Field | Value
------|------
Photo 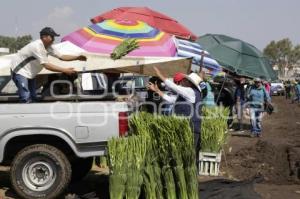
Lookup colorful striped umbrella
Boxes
[62,19,177,57]
[175,38,222,76]
[90,7,197,41]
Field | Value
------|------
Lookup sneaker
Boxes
[249,133,256,138]
[257,134,262,138]
[235,128,245,133]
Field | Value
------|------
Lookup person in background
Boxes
[144,76,164,114]
[285,80,292,100]
[10,27,86,103]
[292,80,300,104]
[199,71,215,107]
[151,67,202,154]
[247,78,271,138]
[234,77,246,131]
[263,79,271,96]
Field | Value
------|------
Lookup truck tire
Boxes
[71,157,93,182]
[10,144,71,199]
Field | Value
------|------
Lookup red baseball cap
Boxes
[173,72,185,83]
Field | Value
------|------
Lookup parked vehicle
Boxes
[0,73,130,199]
[271,80,285,96]
[117,74,149,99]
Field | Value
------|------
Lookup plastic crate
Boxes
[199,152,222,176]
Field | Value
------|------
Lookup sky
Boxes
[0,0,299,50]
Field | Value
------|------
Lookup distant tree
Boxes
[264,38,300,77]
[289,45,300,68]
[0,35,32,53]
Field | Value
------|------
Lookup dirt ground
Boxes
[220,96,300,198]
[1,96,300,199]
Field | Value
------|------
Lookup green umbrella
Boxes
[197,34,277,80]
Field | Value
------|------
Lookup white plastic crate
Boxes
[199,152,222,176]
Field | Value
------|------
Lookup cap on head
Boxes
[173,72,185,83]
[40,27,60,37]
[254,77,262,82]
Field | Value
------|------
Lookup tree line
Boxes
[0,35,32,53]
[264,38,300,77]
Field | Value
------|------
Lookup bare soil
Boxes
[221,96,300,198]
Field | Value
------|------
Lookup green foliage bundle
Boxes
[128,112,199,199]
[201,106,229,153]
[110,38,139,60]
[107,135,147,199]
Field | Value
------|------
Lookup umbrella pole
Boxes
[200,53,204,72]
[199,50,206,72]
[216,74,227,104]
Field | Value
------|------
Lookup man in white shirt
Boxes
[11,27,86,103]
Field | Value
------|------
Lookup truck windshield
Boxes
[120,76,149,89]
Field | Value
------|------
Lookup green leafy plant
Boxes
[201,106,230,153]
[125,136,147,199]
[108,113,200,199]
[107,137,127,199]
[110,38,139,60]
[129,113,199,199]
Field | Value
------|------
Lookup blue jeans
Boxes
[293,94,300,103]
[11,72,37,103]
[161,103,173,115]
[236,102,245,129]
[250,108,263,134]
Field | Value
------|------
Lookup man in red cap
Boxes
[147,72,185,107]
[11,27,86,103]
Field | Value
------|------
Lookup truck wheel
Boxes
[10,144,71,199]
[71,157,93,182]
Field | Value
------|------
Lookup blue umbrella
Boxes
[175,38,222,76]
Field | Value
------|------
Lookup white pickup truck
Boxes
[0,74,130,199]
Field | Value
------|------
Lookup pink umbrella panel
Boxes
[62,19,177,57]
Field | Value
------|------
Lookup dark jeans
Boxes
[236,102,244,130]
[192,120,201,169]
[286,91,291,99]
[11,72,37,103]
[194,132,201,153]
[191,120,201,151]
[194,132,201,170]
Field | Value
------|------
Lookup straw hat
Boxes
[184,73,202,91]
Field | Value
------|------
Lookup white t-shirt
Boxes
[11,39,61,79]
[164,79,196,103]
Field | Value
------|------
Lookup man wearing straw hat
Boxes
[10,27,86,103]
[151,67,203,153]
